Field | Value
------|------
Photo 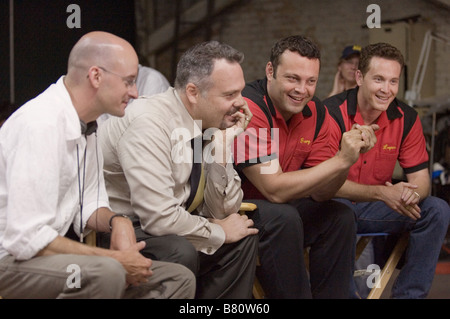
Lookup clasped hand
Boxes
[339,123,379,165]
[384,181,421,220]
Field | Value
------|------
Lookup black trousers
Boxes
[247,198,356,299]
[98,221,258,299]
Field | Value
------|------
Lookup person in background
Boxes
[97,64,170,125]
[136,64,170,96]
[0,31,195,299]
[324,42,450,298]
[327,45,361,98]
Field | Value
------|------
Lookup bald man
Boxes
[0,31,195,299]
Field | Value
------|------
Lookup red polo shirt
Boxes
[324,88,429,186]
[233,78,340,200]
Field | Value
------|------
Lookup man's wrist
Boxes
[109,214,131,231]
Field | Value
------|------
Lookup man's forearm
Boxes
[35,235,114,258]
[86,207,115,233]
[335,179,382,202]
[293,152,354,201]
[259,154,353,203]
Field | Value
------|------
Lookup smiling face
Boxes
[196,59,246,129]
[356,56,401,113]
[266,50,320,121]
[97,48,139,117]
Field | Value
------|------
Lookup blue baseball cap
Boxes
[341,45,362,59]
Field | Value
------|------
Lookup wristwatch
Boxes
[109,214,131,231]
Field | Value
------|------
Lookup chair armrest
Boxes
[239,202,257,213]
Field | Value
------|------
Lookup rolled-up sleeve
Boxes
[2,122,62,260]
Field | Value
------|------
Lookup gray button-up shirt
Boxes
[99,88,243,254]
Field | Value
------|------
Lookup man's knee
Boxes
[79,256,127,298]
[327,200,357,233]
[253,200,302,230]
[153,261,196,299]
[421,196,450,230]
[146,235,199,275]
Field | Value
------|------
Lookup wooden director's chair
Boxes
[354,232,409,299]
[251,231,409,299]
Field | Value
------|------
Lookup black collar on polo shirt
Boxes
[345,87,403,120]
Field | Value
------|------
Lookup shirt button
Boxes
[207,247,212,254]
[363,161,367,164]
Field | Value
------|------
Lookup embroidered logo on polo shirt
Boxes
[299,137,311,145]
[383,144,397,151]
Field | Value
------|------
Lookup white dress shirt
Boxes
[0,77,109,261]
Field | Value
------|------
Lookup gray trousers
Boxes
[0,254,195,299]
[98,226,259,299]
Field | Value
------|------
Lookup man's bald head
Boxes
[64,32,139,122]
[67,31,138,76]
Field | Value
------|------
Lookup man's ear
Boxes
[266,62,274,80]
[87,66,102,89]
[185,83,199,104]
[355,70,364,86]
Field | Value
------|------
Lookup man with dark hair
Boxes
[233,35,377,298]
[324,42,450,298]
[99,40,259,299]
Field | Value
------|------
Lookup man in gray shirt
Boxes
[99,41,259,298]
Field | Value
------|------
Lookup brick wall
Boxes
[141,0,450,101]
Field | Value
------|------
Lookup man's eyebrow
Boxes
[222,89,240,95]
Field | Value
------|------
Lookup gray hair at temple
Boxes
[174,41,244,94]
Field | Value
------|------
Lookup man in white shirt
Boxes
[0,31,195,299]
[99,41,259,298]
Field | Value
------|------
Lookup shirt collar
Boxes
[172,89,202,140]
[56,76,85,141]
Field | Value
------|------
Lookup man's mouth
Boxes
[375,94,390,103]
[288,94,305,104]
[225,107,239,116]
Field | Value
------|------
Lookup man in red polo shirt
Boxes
[233,35,377,298]
[324,42,450,298]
